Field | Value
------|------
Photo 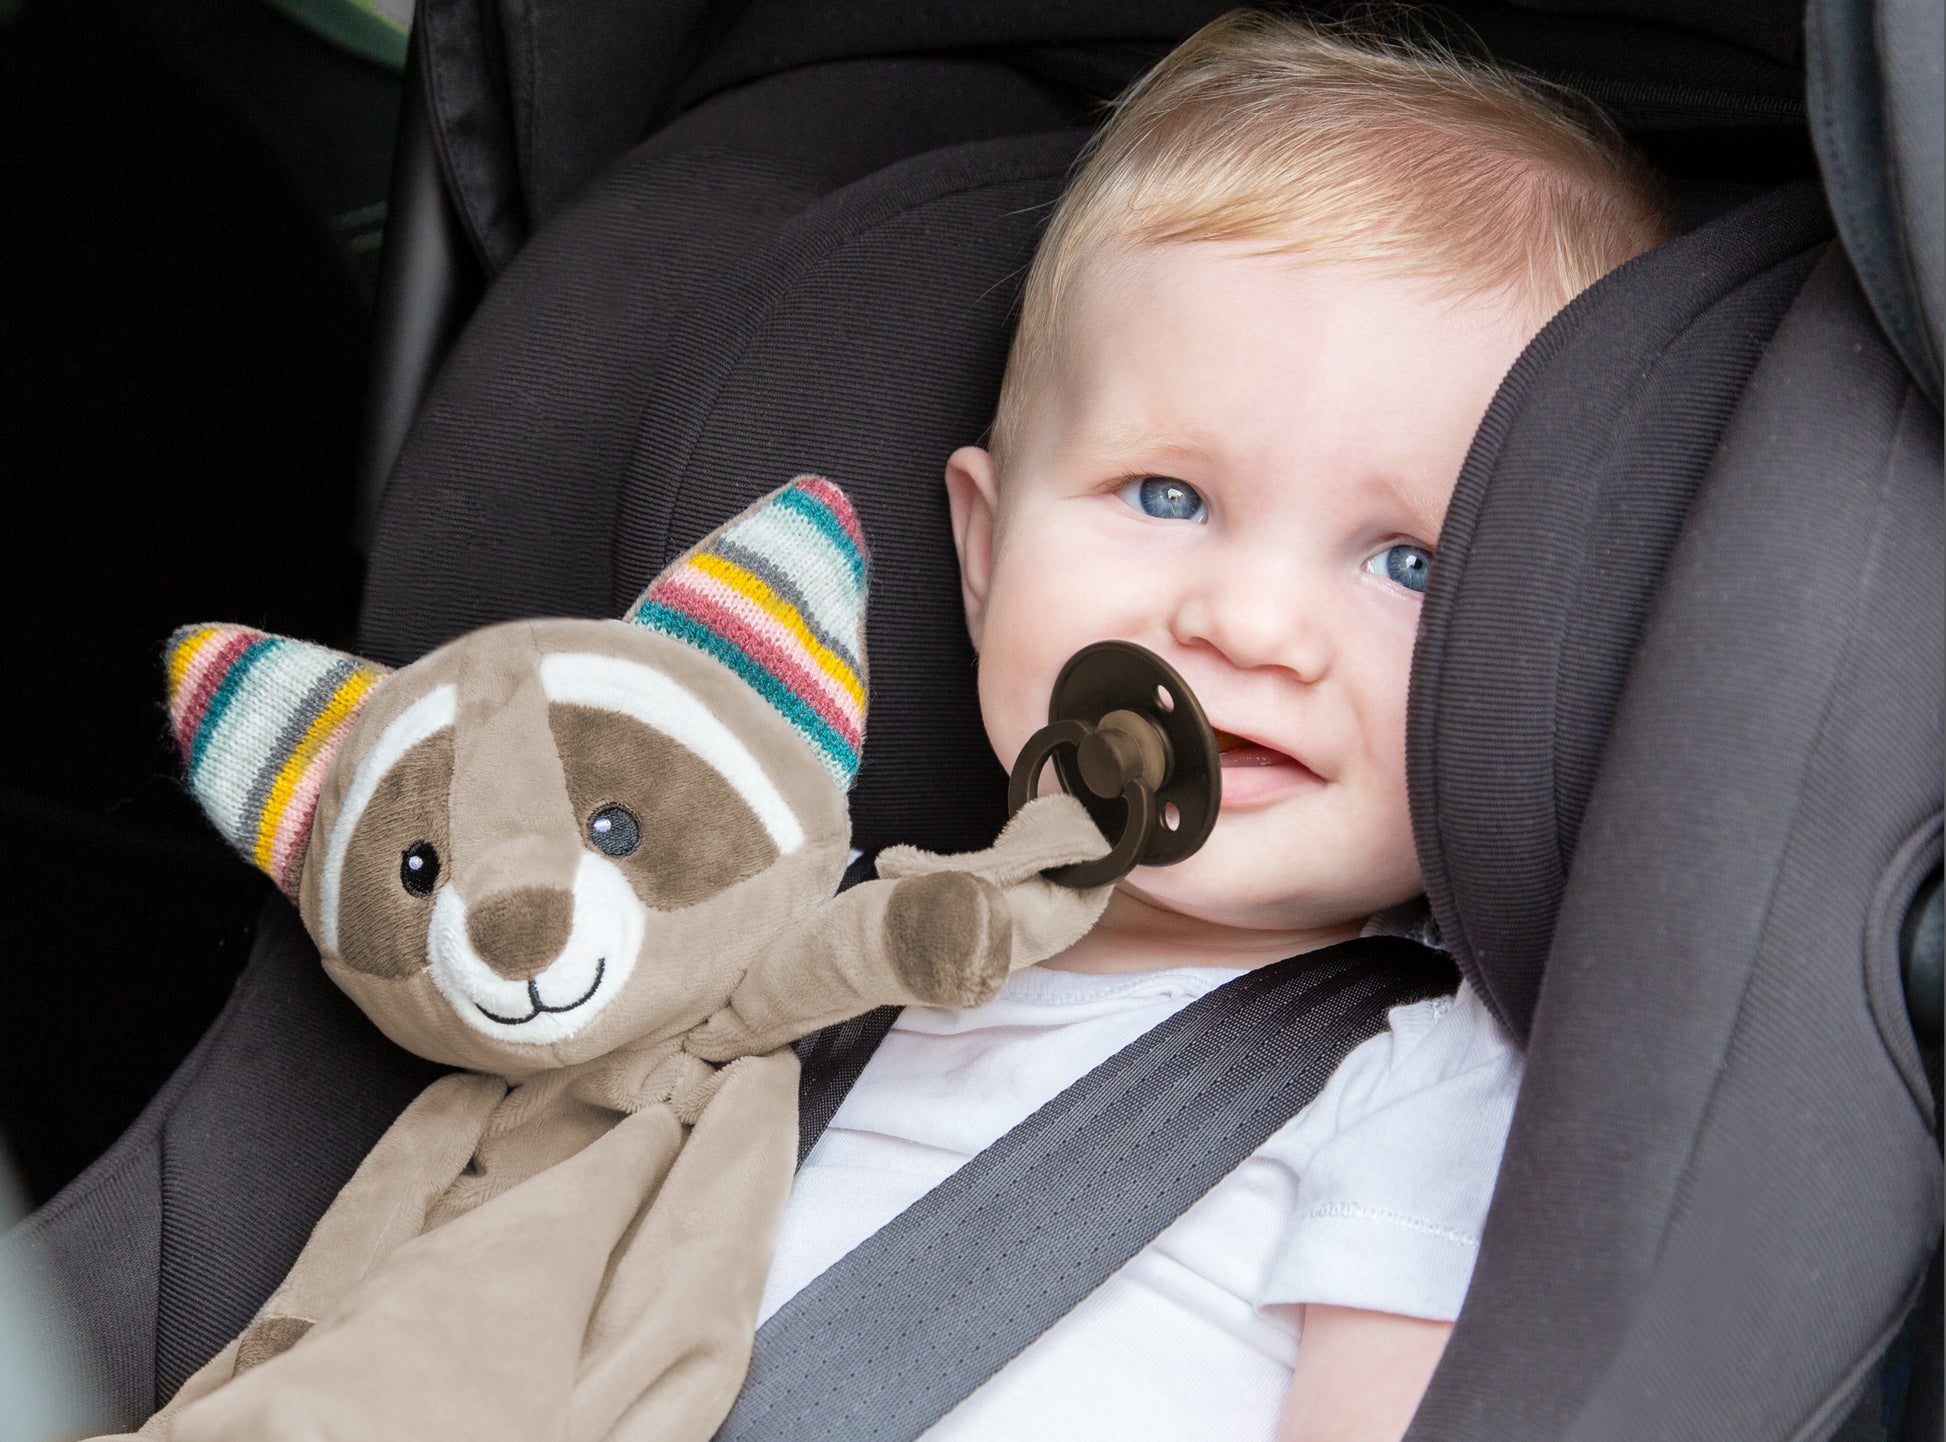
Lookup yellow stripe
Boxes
[167,626,224,700]
[252,668,380,870]
[690,552,864,707]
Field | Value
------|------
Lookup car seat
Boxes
[6,1,1938,1439]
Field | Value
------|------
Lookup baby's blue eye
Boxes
[1365,543,1433,594]
[1121,476,1208,522]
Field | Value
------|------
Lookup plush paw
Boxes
[234,1314,313,1374]
[883,871,1012,1006]
[876,796,1114,971]
[877,794,1111,887]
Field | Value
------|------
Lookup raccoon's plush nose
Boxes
[466,887,575,980]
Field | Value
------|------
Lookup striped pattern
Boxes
[627,476,869,789]
[166,625,388,896]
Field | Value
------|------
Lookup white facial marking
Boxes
[426,851,646,1045]
[320,685,458,952]
[538,652,805,855]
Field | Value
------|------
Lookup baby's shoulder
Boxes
[1251,984,1523,1319]
[1383,979,1518,1074]
[1269,979,1523,1161]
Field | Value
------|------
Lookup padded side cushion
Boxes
[1409,180,1836,1042]
[1413,242,1943,1442]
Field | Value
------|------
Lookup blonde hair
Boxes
[991,10,1673,461]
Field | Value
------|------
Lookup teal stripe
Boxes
[636,603,859,786]
[189,638,283,779]
[773,488,867,585]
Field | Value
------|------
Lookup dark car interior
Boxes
[1,0,404,1209]
[2,0,1939,1438]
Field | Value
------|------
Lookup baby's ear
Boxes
[622,475,870,791]
[165,624,390,897]
[943,445,999,651]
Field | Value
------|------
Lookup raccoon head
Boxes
[166,478,868,1074]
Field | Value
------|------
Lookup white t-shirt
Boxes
[758,963,1523,1441]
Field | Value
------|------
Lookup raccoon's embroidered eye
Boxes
[400,842,441,897]
[588,804,641,857]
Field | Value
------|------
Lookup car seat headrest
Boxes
[412,0,1819,277]
[1408,180,1838,1043]
[1808,0,1944,406]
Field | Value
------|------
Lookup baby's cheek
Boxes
[1352,631,1416,758]
[974,639,1048,773]
[1354,754,1423,901]
[971,570,1079,766]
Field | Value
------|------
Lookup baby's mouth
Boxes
[1214,728,1320,779]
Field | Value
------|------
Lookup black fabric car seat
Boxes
[7,3,1940,1439]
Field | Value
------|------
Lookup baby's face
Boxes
[947,241,1536,934]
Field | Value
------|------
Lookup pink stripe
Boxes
[661,582,862,750]
[662,572,862,743]
[266,726,349,894]
[168,630,237,733]
[671,568,862,726]
[789,475,868,552]
[173,630,264,758]
[657,581,862,748]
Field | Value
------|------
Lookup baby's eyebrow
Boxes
[1056,420,1211,468]
[1359,466,1450,534]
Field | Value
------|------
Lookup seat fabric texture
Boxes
[6,903,439,1426]
[1411,181,1838,1044]
[1807,0,1943,405]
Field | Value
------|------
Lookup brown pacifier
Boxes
[1006,641,1222,888]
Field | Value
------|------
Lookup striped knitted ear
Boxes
[625,476,868,789]
[165,625,389,897]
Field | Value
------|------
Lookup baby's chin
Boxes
[1119,819,1423,935]
[1120,859,1379,937]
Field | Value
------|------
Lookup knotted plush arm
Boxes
[686,795,1113,1062]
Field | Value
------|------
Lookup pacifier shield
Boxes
[1042,641,1220,871]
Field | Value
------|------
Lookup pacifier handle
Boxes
[1005,643,1221,889]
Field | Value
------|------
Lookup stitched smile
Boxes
[475,958,607,1025]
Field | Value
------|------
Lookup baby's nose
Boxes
[1173,561,1332,679]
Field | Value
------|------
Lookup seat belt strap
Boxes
[791,850,900,1165]
[722,934,1455,1442]
[793,1003,900,1166]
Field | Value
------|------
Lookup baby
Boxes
[759,13,1671,1441]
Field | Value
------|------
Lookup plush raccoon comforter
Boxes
[122,479,1111,1442]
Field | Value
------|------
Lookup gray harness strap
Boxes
[721,935,1455,1442]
